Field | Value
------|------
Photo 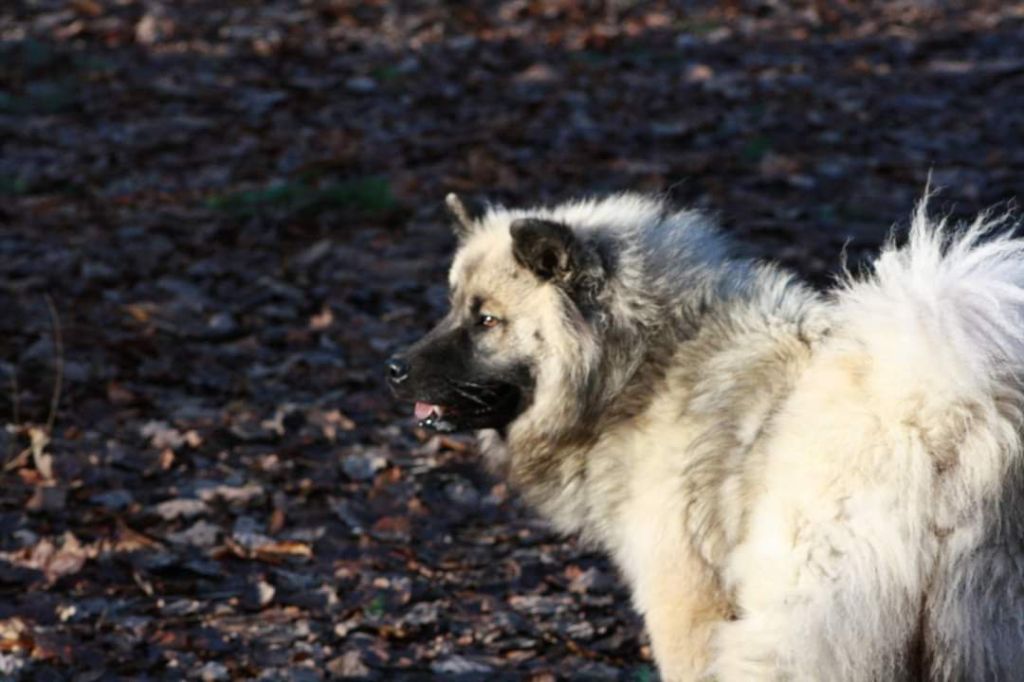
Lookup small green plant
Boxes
[207,176,396,218]
[0,79,78,114]
[632,664,655,682]
[371,65,401,83]
[741,135,772,164]
[0,175,29,196]
[364,594,386,619]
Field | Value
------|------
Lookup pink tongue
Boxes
[414,402,441,420]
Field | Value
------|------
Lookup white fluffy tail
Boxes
[836,198,1024,416]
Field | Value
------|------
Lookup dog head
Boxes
[387,194,610,435]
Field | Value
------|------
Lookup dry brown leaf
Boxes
[122,303,154,323]
[112,522,164,553]
[106,381,139,406]
[0,617,30,653]
[184,430,203,448]
[253,540,312,562]
[69,0,103,17]
[268,507,286,535]
[0,532,95,586]
[28,427,53,481]
[309,305,334,330]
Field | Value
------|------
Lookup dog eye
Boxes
[478,314,501,329]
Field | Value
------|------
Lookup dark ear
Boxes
[510,218,577,282]
[510,219,607,307]
[445,193,475,242]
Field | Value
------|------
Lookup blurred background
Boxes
[0,1,1021,679]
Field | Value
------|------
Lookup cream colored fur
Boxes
[443,194,1024,681]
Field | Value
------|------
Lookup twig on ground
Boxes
[4,366,18,465]
[43,293,63,435]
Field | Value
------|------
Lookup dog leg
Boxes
[612,439,732,681]
[640,562,728,681]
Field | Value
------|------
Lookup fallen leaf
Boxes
[153,498,208,520]
[253,540,312,562]
[70,0,103,18]
[25,484,66,513]
[0,618,30,653]
[0,533,94,586]
[28,427,53,481]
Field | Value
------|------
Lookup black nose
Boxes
[386,356,410,384]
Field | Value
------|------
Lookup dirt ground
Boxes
[1,1,1022,679]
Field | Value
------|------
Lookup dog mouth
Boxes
[413,401,457,432]
[405,381,527,434]
[388,358,534,434]
[414,401,443,421]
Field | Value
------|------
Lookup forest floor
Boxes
[1,1,1022,679]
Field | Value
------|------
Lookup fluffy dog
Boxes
[387,192,1024,680]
